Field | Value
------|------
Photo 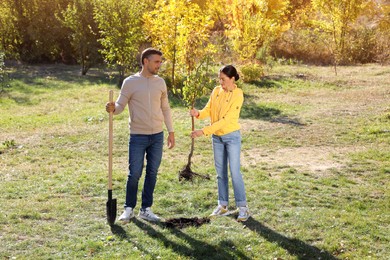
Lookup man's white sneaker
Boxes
[139,207,161,222]
[118,207,134,222]
[237,206,250,222]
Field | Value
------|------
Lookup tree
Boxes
[179,57,213,181]
[59,0,101,75]
[4,0,72,63]
[94,0,146,85]
[144,0,215,91]
[226,0,290,62]
[0,1,19,58]
[375,0,390,64]
[145,0,215,180]
[311,0,376,73]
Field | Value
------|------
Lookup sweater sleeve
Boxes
[113,80,130,115]
[197,88,215,120]
[161,85,174,132]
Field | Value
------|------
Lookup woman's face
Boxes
[219,72,234,90]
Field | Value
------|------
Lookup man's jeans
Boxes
[212,130,247,207]
[125,132,163,209]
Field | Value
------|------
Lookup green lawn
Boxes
[0,63,389,259]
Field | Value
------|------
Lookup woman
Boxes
[190,65,250,222]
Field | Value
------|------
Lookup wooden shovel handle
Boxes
[108,90,113,190]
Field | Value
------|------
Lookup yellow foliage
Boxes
[226,0,290,62]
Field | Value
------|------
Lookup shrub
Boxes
[240,63,263,83]
[0,52,10,93]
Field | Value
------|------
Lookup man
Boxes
[105,48,175,222]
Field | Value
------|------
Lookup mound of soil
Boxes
[178,165,210,181]
[164,217,210,229]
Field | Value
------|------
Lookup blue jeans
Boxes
[124,132,163,209]
[212,130,247,207]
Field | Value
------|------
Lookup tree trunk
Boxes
[187,115,195,167]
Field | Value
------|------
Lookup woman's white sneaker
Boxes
[209,205,229,217]
[237,206,250,222]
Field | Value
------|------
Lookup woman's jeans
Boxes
[124,132,163,209]
[212,130,247,207]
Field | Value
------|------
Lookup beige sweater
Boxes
[113,73,174,134]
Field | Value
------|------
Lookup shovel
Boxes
[106,90,117,225]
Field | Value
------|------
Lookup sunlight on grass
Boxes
[0,64,389,259]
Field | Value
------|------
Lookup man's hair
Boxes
[141,48,163,65]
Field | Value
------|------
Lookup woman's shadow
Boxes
[241,217,339,260]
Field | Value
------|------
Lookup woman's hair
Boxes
[220,65,240,81]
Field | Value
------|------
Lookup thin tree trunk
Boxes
[187,99,196,167]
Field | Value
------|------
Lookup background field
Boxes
[0,64,389,259]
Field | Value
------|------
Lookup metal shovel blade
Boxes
[106,189,117,225]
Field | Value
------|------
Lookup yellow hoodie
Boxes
[197,85,243,136]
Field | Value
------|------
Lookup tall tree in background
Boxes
[375,0,390,64]
[94,0,146,85]
[0,1,18,57]
[311,0,376,74]
[144,0,215,91]
[226,0,290,62]
[145,0,215,180]
[4,0,72,63]
[59,0,101,75]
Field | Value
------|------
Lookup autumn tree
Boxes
[0,1,18,58]
[94,0,146,85]
[311,0,376,73]
[226,0,290,62]
[145,0,215,180]
[2,0,72,63]
[144,0,215,91]
[375,0,390,64]
[59,0,101,75]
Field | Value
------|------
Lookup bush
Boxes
[240,63,263,83]
[0,52,10,93]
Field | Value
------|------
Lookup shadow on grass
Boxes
[241,102,305,126]
[241,102,281,120]
[111,219,251,260]
[242,218,339,260]
[249,78,283,89]
[3,64,119,105]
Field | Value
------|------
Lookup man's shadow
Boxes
[242,217,339,260]
[110,217,339,259]
[110,219,251,260]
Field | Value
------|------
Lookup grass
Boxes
[0,63,389,259]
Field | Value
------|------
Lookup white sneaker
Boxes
[237,206,250,222]
[209,205,230,217]
[118,207,134,222]
[139,207,161,222]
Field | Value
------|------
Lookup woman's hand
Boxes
[191,130,204,138]
[189,109,199,117]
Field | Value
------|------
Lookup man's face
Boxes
[144,54,163,75]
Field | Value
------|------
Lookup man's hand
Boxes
[106,102,115,113]
[191,130,204,139]
[167,132,175,149]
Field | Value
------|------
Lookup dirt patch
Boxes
[242,146,359,173]
[163,217,210,229]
